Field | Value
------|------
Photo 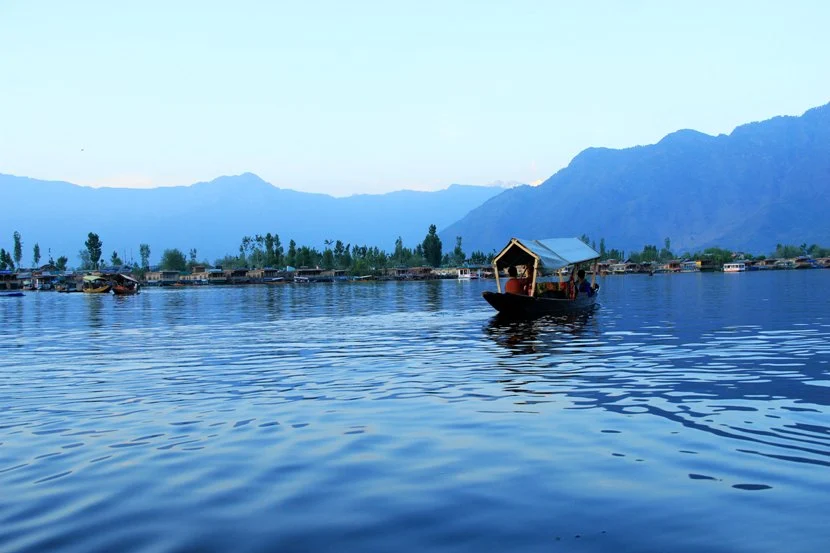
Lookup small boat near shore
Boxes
[723,262,746,273]
[0,291,25,298]
[482,237,601,318]
[457,267,478,280]
[81,275,111,294]
[112,274,140,295]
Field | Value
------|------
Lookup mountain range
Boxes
[0,173,504,266]
[3,102,828,267]
[444,102,830,255]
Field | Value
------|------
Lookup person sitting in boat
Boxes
[575,269,599,296]
[505,266,529,295]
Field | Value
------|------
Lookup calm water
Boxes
[1,272,829,552]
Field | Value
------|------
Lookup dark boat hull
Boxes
[1,292,25,298]
[482,291,597,317]
[112,285,139,295]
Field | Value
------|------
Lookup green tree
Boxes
[469,250,488,265]
[395,242,413,266]
[286,239,297,268]
[696,247,733,267]
[239,236,253,266]
[139,244,151,269]
[160,248,187,271]
[342,243,352,269]
[264,233,276,267]
[599,238,607,259]
[452,236,465,266]
[422,225,442,267]
[55,256,69,271]
[85,232,103,269]
[32,243,41,267]
[273,234,283,267]
[13,231,22,268]
[111,250,123,266]
[334,240,346,268]
[0,248,9,270]
[77,249,92,270]
[774,244,802,258]
[322,248,334,269]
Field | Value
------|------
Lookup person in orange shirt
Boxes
[505,265,530,295]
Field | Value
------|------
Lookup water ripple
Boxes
[2,275,830,552]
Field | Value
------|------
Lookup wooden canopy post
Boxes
[529,259,539,297]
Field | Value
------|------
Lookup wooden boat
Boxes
[81,275,111,294]
[0,291,25,298]
[482,237,601,317]
[112,273,140,295]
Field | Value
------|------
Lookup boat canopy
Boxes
[115,273,138,283]
[83,275,108,282]
[492,237,600,273]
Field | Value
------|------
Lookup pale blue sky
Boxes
[1,1,828,195]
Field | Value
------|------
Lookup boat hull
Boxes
[482,291,597,317]
[82,285,111,294]
[112,285,139,295]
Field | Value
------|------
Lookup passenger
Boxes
[505,266,526,295]
[575,269,598,296]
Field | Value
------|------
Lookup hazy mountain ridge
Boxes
[0,173,503,265]
[441,103,830,254]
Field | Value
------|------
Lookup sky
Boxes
[1,0,829,196]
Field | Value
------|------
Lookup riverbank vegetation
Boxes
[1,229,828,276]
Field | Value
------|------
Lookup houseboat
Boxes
[723,262,746,273]
[457,267,478,280]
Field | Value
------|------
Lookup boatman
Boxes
[505,266,527,295]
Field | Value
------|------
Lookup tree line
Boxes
[2,229,827,274]
[579,234,830,267]
[154,225,492,275]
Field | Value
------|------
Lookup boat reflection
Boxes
[484,307,598,355]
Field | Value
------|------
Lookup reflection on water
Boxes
[485,308,599,355]
[1,273,829,553]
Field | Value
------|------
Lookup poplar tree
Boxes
[85,233,103,269]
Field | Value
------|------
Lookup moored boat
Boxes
[723,262,746,272]
[457,267,478,280]
[482,237,601,317]
[112,273,140,295]
[81,275,111,293]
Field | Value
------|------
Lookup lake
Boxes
[1,271,829,552]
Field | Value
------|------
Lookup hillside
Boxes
[441,103,830,255]
[0,173,503,266]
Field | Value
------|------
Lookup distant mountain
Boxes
[442,103,830,255]
[0,173,503,266]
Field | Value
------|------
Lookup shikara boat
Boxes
[0,291,25,298]
[81,275,111,294]
[112,274,140,295]
[482,237,601,317]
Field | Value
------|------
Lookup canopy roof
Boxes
[83,275,108,282]
[492,237,600,272]
[115,273,138,283]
